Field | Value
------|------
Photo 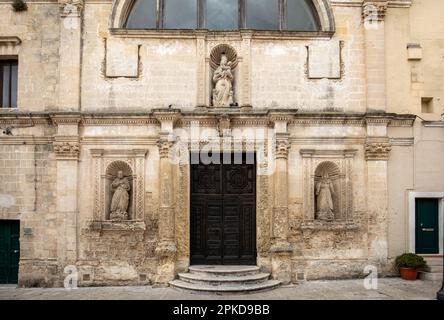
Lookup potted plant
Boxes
[395,253,426,280]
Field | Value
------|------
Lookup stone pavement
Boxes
[0,278,441,300]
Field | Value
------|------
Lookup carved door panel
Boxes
[190,154,256,265]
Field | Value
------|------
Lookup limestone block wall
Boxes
[0,125,58,286]
[251,6,366,112]
[0,4,60,111]
[78,3,366,112]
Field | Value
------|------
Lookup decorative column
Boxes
[269,113,293,284]
[362,1,388,112]
[58,0,83,110]
[365,116,391,267]
[153,109,181,284]
[51,114,81,271]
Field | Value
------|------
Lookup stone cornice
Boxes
[50,113,82,126]
[332,0,410,8]
[109,29,334,41]
[300,149,358,158]
[0,36,21,46]
[0,111,416,128]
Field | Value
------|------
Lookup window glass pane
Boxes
[11,64,18,108]
[2,65,10,108]
[246,0,279,30]
[287,0,319,31]
[164,0,197,29]
[206,0,238,30]
[126,0,157,29]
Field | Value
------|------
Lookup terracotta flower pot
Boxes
[399,267,418,280]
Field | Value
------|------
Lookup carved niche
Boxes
[210,44,238,108]
[300,149,357,223]
[90,149,148,222]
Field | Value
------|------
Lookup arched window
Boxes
[124,0,320,31]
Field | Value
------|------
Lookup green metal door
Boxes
[415,198,439,254]
[0,220,20,284]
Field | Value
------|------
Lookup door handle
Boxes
[422,228,434,232]
[13,250,19,253]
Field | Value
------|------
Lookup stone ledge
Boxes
[109,29,334,40]
[88,220,146,232]
[300,220,359,231]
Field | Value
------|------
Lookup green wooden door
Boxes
[0,220,20,284]
[415,199,439,254]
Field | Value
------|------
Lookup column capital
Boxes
[59,0,84,17]
[275,137,290,160]
[53,136,80,160]
[365,140,392,161]
[362,1,388,22]
[153,108,181,133]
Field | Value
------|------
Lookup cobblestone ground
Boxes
[0,278,441,300]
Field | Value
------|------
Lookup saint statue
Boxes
[110,170,130,220]
[212,54,234,107]
[315,173,335,220]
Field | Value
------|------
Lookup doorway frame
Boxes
[408,192,444,255]
[188,152,258,265]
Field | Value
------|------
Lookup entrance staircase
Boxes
[169,265,280,294]
[419,255,443,281]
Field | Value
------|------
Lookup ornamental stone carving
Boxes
[362,1,388,22]
[210,44,238,108]
[109,171,131,221]
[365,142,392,161]
[158,138,174,159]
[53,141,80,159]
[212,54,234,107]
[59,0,83,17]
[275,139,289,160]
[315,173,335,221]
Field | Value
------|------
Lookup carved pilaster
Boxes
[365,142,392,161]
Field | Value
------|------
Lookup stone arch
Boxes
[105,160,134,220]
[314,161,341,219]
[109,0,335,32]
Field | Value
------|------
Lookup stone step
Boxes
[178,272,270,286]
[188,265,261,277]
[423,256,443,266]
[425,265,443,273]
[418,271,443,281]
[169,279,281,294]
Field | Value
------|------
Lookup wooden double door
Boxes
[190,154,256,265]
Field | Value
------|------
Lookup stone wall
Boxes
[0,126,59,286]
[0,4,60,111]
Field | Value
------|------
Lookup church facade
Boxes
[0,0,443,287]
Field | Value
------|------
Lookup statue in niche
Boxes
[110,170,130,220]
[315,172,335,220]
[212,53,234,107]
